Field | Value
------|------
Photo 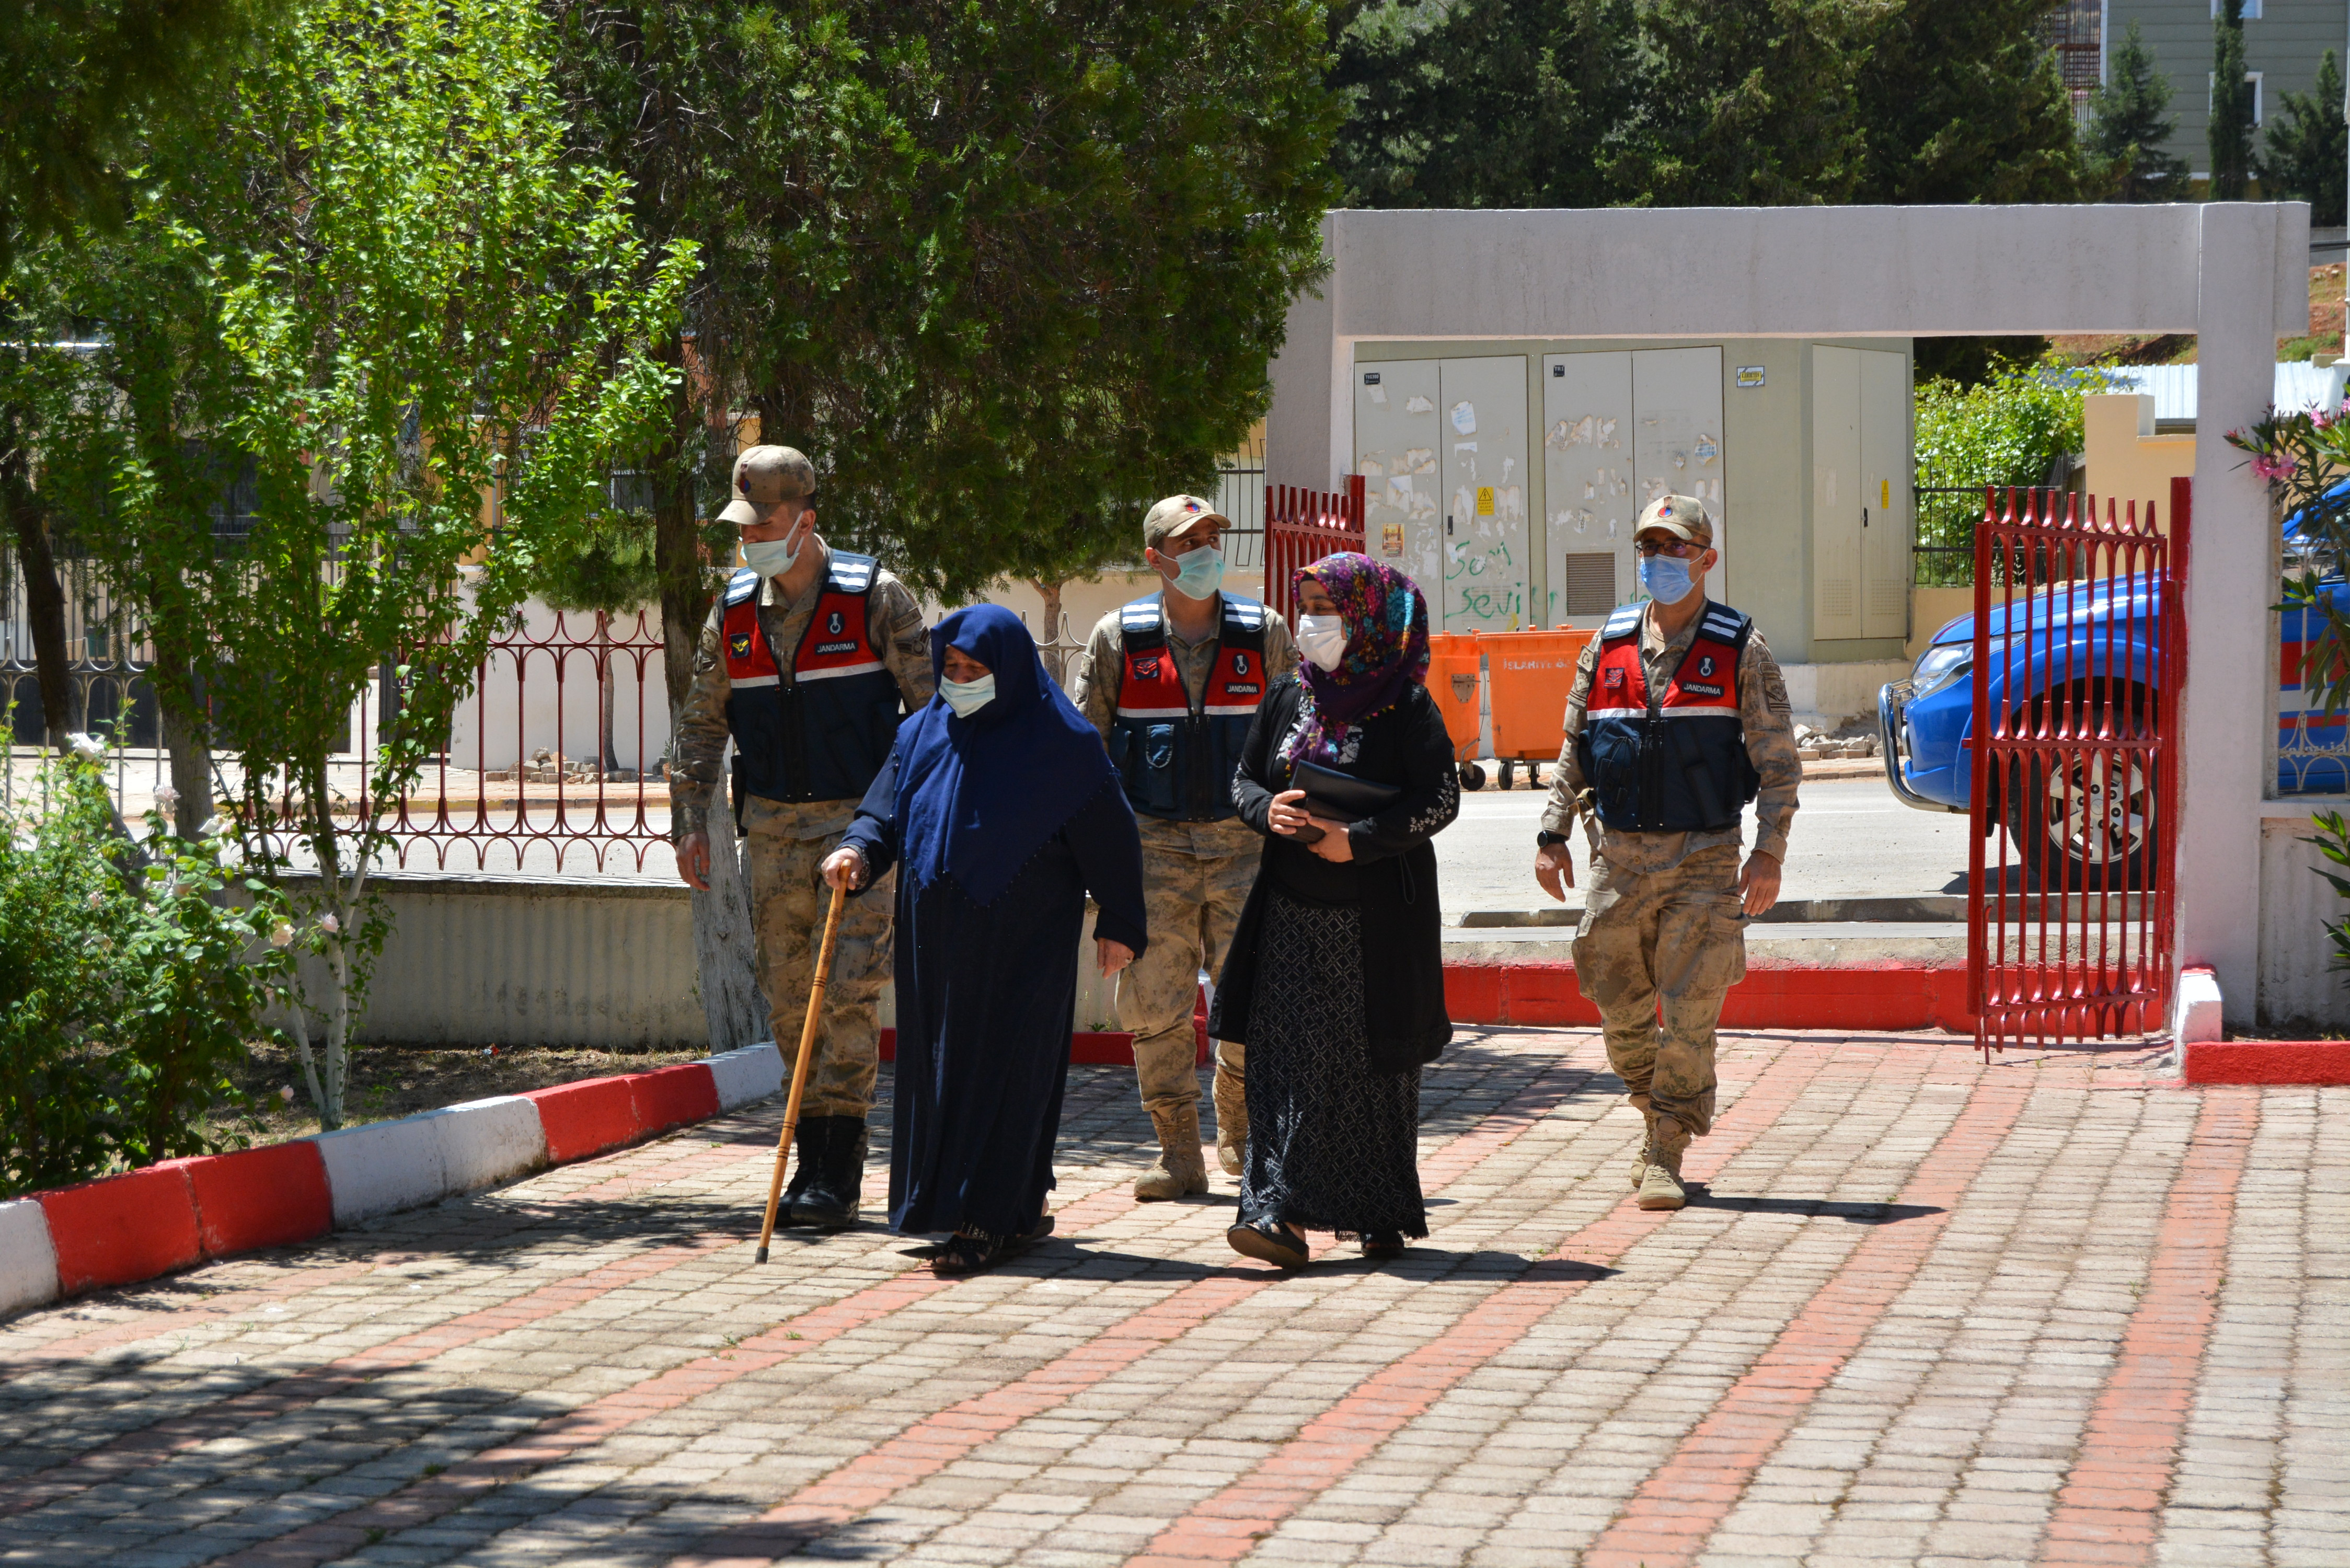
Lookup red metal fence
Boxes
[1967,480,2184,1053]
[360,608,674,874]
[1264,476,1367,621]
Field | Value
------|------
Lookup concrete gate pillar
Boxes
[2183,206,2288,1027]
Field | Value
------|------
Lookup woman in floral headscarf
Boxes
[1208,554,1459,1269]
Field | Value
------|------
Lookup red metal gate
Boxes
[1967,479,2186,1053]
[1264,476,1366,621]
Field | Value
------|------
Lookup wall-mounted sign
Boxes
[1381,522,1405,557]
[1363,371,1381,385]
[1734,365,1766,389]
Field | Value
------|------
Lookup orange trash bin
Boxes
[1484,628,1594,775]
[1425,631,1485,765]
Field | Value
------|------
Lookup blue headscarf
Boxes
[894,604,1121,906]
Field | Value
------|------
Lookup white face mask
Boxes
[1296,613,1348,672]
[939,674,996,717]
[739,515,808,580]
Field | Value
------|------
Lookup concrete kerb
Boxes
[0,1041,785,1322]
[0,1200,58,1319]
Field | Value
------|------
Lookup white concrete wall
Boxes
[2257,809,2350,1030]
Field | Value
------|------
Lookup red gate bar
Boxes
[1265,475,1367,621]
[1966,481,2185,1054]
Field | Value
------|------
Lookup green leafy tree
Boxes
[555,0,1338,651]
[43,0,692,1128]
[1330,0,1639,209]
[1333,0,2089,212]
[1616,0,1880,207]
[2209,0,2257,200]
[1851,0,2087,204]
[2087,21,2192,202]
[0,0,279,263]
[2,0,283,758]
[2266,49,2346,226]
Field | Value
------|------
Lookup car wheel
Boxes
[1459,763,1487,791]
[2007,747,2156,893]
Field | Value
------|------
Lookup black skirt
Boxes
[1237,886,1427,1239]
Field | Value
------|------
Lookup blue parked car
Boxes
[1884,500,2350,889]
[1879,573,2165,891]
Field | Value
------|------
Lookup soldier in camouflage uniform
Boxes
[672,445,934,1231]
[1074,495,1297,1198]
[1534,494,1800,1212]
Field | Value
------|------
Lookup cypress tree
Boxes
[2087,21,2192,201]
[2266,49,2347,225]
[2208,0,2256,200]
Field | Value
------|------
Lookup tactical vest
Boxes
[1108,594,1269,822]
[720,552,902,809]
[1575,599,1761,833]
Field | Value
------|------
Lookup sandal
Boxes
[1226,1218,1310,1270]
[931,1225,1004,1275]
[1361,1230,1406,1262]
[929,1215,1056,1276]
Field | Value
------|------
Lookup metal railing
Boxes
[1265,476,1367,621]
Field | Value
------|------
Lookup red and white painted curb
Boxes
[0,1042,782,1321]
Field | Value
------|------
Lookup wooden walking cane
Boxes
[755,877,849,1263]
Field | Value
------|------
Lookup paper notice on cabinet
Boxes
[1450,401,1477,435]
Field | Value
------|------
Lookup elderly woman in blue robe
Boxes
[823,605,1148,1274]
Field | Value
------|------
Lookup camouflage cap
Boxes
[1635,493,1714,548]
[718,445,817,526]
[1142,494,1231,551]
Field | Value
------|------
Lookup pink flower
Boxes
[2251,452,2297,482]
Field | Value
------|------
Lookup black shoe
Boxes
[1361,1230,1406,1262]
[1226,1217,1310,1270]
[787,1115,867,1232]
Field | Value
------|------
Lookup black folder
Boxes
[1292,759,1401,823]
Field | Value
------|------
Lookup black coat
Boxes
[1208,676,1458,1074]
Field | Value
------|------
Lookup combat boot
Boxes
[788,1115,868,1232]
[1212,1061,1248,1178]
[1134,1104,1208,1200]
[779,1117,823,1223]
[1637,1128,1687,1212]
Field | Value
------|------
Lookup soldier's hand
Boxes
[678,831,712,891]
[1096,937,1136,975]
[1738,850,1782,918]
[820,847,867,892]
[1534,843,1575,902]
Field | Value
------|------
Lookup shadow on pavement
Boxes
[1681,1188,1943,1225]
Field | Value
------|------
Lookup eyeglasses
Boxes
[1633,539,1704,559]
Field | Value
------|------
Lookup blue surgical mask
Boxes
[940,674,996,717]
[1164,543,1224,600]
[1638,552,1697,606]
[741,533,801,580]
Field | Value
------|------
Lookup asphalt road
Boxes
[1434,771,1973,919]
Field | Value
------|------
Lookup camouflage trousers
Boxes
[1125,841,1255,1114]
[745,822,893,1120]
[1572,844,1746,1147]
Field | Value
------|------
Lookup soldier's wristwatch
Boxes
[1535,830,1570,848]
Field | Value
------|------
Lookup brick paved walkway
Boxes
[1,1029,2342,1567]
